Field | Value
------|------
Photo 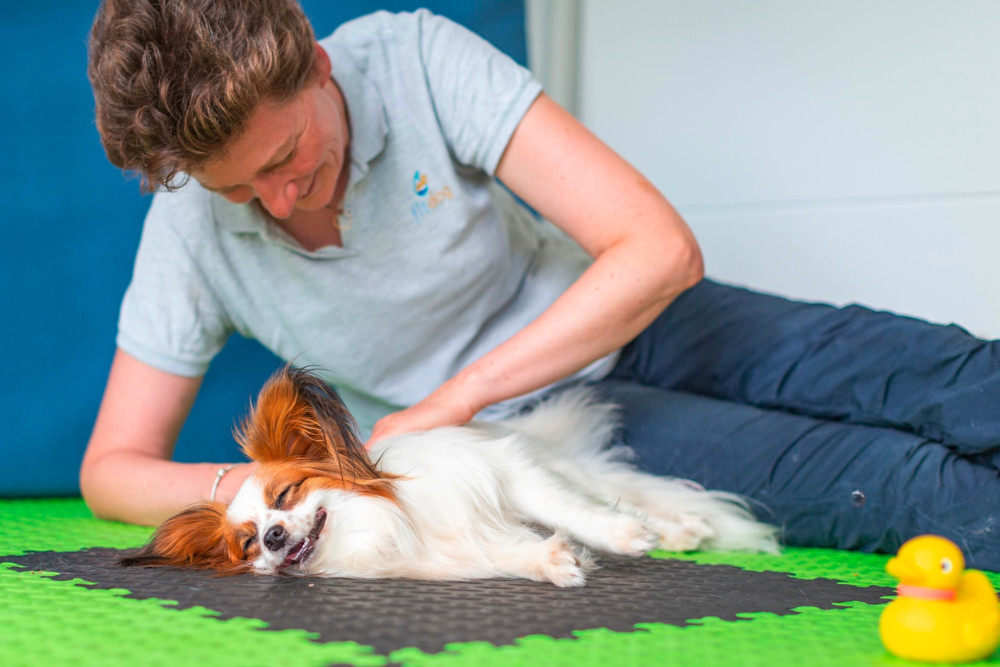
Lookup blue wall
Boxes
[0,1,526,497]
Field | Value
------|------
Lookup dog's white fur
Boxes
[228,389,779,586]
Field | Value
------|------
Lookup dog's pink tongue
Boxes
[283,539,309,567]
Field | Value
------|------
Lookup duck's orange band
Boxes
[897,584,957,601]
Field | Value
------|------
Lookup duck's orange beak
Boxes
[886,556,908,581]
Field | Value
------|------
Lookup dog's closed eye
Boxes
[274,481,303,510]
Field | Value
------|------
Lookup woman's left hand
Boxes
[366,390,479,449]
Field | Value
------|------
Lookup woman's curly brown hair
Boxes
[88,0,317,192]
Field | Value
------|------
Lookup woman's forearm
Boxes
[439,91,707,417]
[437,221,703,415]
[80,449,254,526]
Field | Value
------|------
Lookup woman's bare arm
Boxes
[80,348,256,526]
[368,92,703,443]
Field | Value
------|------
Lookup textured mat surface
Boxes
[3,498,1000,666]
[5,547,892,654]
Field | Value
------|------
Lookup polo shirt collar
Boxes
[321,37,388,186]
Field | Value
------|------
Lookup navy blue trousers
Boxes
[592,279,1000,569]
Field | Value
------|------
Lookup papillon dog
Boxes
[122,367,779,586]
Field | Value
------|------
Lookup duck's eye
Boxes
[941,558,953,574]
[243,534,257,553]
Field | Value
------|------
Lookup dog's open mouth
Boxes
[280,508,327,571]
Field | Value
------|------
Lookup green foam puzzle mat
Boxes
[2,498,999,666]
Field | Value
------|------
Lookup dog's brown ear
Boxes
[119,503,235,571]
[235,366,366,467]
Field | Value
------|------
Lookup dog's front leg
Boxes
[484,530,589,587]
[503,466,659,557]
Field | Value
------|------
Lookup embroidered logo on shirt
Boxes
[410,170,453,224]
[413,171,429,196]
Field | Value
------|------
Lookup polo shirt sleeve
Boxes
[414,9,543,175]
[116,191,234,377]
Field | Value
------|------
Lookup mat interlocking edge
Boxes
[1,498,997,667]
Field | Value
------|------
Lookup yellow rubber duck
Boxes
[880,535,1000,663]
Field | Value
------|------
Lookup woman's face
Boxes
[194,48,349,220]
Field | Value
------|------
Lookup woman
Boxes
[82,0,1000,569]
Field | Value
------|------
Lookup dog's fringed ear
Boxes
[235,366,369,470]
[119,503,236,572]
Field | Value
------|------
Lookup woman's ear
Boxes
[313,42,332,85]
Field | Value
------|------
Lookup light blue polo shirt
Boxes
[117,9,618,433]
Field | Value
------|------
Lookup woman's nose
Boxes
[256,176,299,219]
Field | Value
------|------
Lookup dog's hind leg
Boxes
[570,466,779,554]
[538,457,778,553]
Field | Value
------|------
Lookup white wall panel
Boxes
[577,0,1000,334]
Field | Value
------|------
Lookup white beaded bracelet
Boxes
[210,464,236,502]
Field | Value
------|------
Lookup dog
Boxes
[121,367,779,586]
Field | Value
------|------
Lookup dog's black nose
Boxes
[264,524,287,552]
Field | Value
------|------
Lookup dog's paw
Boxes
[607,515,660,557]
[541,535,586,587]
[651,513,716,552]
